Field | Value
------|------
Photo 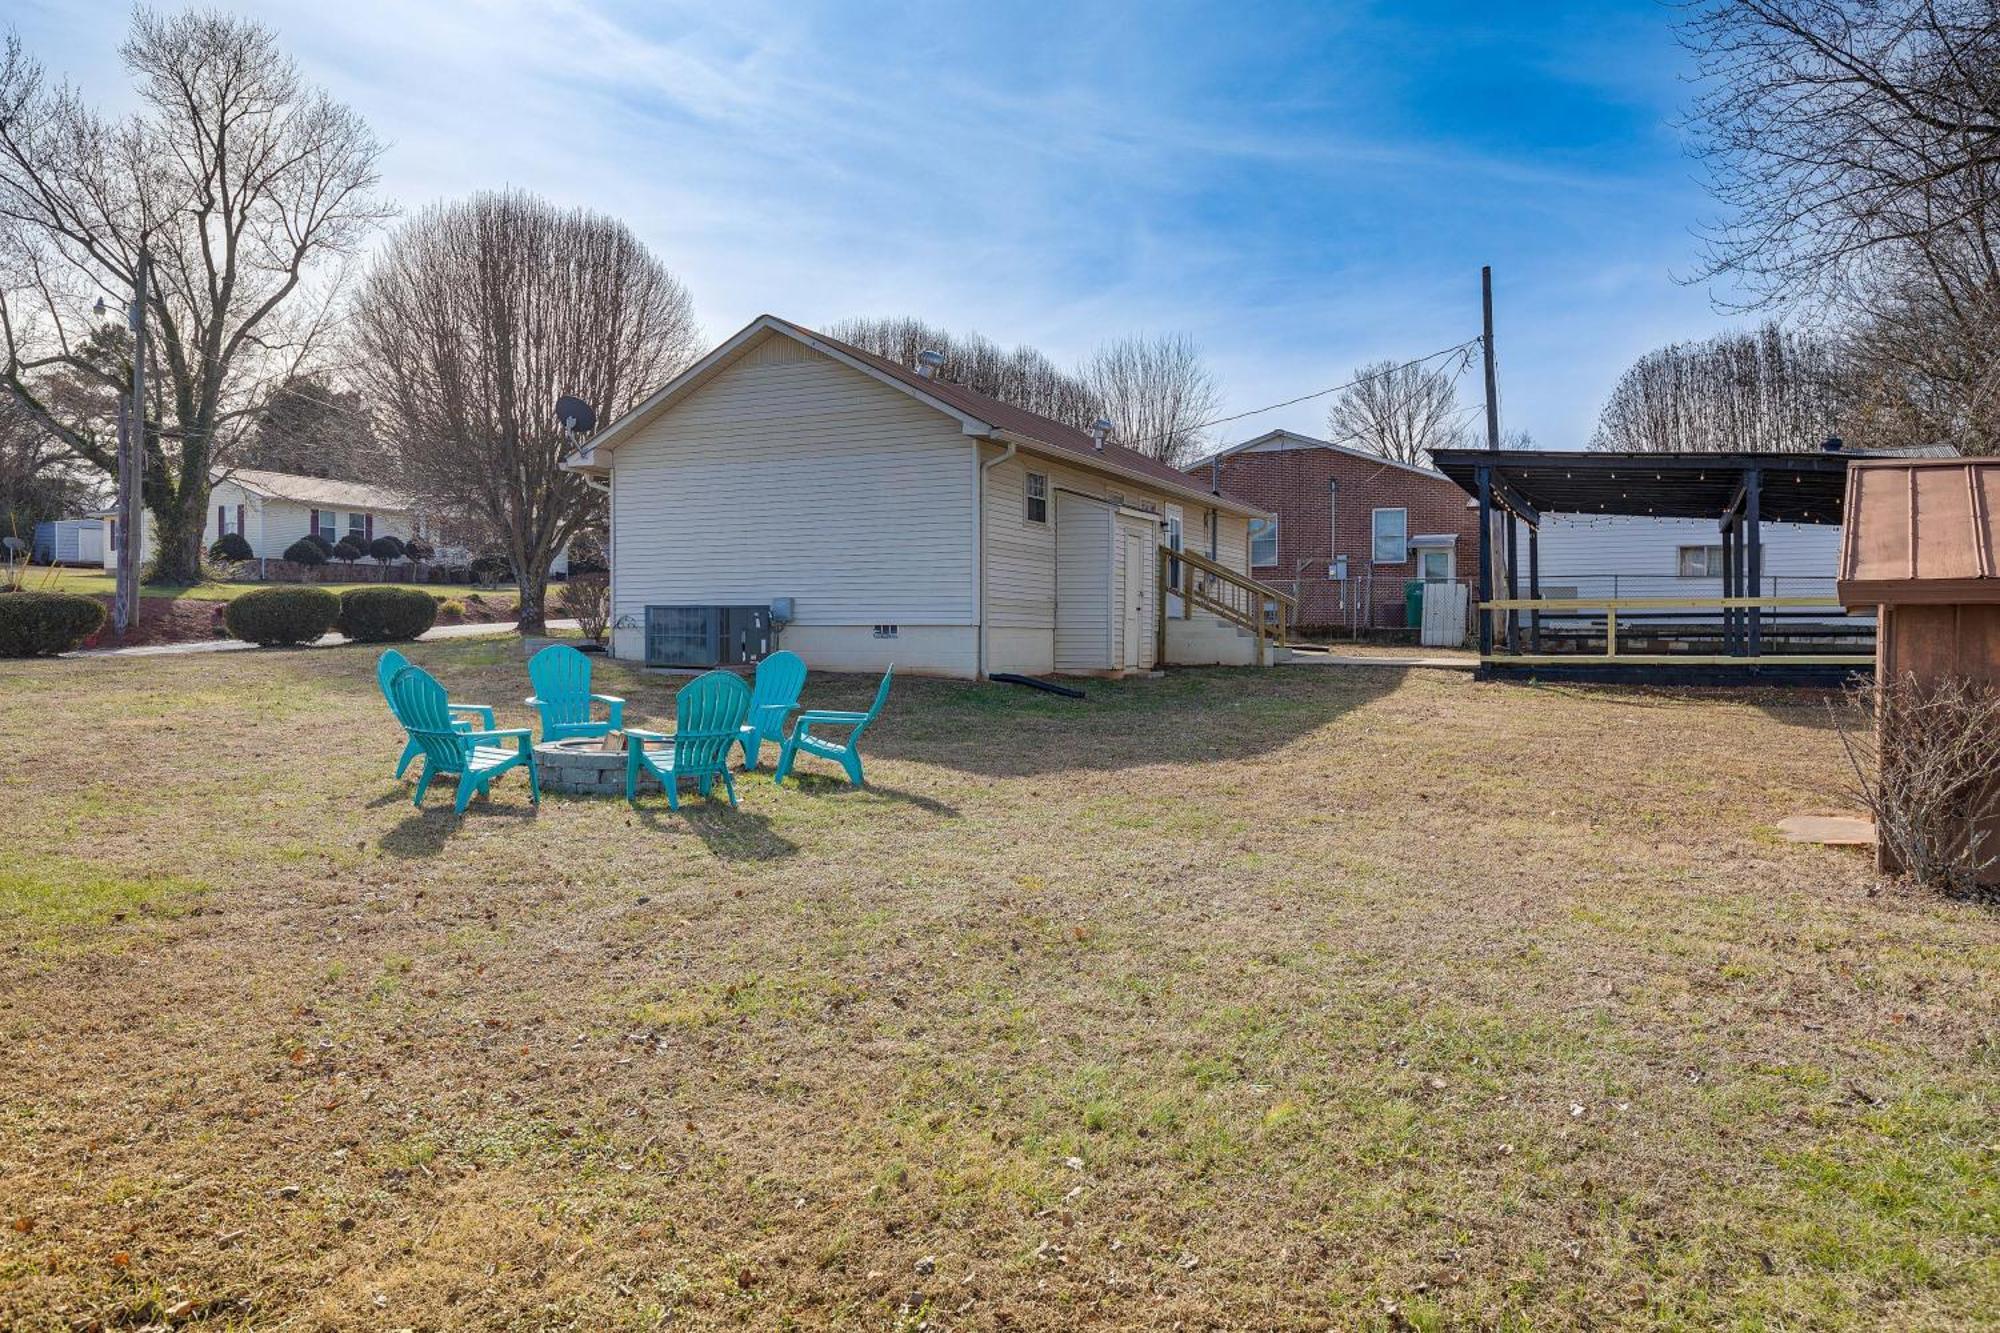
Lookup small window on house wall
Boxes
[1025,471,1048,524]
[349,513,366,538]
[1249,517,1278,567]
[315,512,337,544]
[1371,508,1408,564]
[1678,545,1725,577]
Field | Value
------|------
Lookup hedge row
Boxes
[0,592,107,657]
[223,586,340,646]
[335,586,436,643]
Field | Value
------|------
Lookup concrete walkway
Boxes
[72,619,580,659]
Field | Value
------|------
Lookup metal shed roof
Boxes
[1837,458,2000,605]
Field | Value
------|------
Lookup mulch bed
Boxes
[76,591,519,650]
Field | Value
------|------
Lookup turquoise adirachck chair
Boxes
[378,648,494,779]
[773,666,893,789]
[736,650,807,770]
[626,670,751,810]
[525,642,625,742]
[390,664,540,814]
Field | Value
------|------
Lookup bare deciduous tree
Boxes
[1682,0,2000,452]
[1325,359,1469,467]
[0,10,389,582]
[1836,673,2000,894]
[827,316,1102,429]
[1590,320,1850,452]
[354,190,700,633]
[1084,333,1220,467]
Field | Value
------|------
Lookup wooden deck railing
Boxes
[1158,546,1297,667]
[1478,594,1874,667]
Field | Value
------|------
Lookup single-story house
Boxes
[565,314,1277,678]
[96,469,422,569]
[1188,429,1481,630]
[92,468,565,576]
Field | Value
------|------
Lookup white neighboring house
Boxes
[565,314,1274,678]
[1533,513,1844,601]
[93,467,567,575]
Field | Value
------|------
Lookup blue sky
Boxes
[14,0,1754,449]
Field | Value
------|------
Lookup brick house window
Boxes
[1371,508,1408,563]
[1024,471,1048,524]
[1249,517,1278,567]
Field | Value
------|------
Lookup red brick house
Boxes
[1185,429,1480,631]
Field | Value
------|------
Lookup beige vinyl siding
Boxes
[256,497,413,561]
[1054,492,1113,671]
[984,447,1243,629]
[610,335,977,633]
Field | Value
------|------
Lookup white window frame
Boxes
[1249,516,1278,568]
[348,512,367,539]
[1164,504,1184,591]
[1024,471,1048,525]
[315,513,338,544]
[1371,507,1408,564]
[1415,548,1454,582]
[1678,544,1725,578]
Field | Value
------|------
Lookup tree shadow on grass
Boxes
[632,803,798,863]
[816,665,1411,778]
[377,801,539,858]
[767,771,959,816]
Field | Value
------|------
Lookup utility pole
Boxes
[113,242,149,636]
[1481,264,1499,451]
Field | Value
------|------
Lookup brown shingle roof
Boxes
[1839,458,2000,605]
[795,322,1264,514]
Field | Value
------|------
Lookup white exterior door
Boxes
[1121,526,1148,669]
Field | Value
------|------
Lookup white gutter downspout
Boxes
[976,437,1016,679]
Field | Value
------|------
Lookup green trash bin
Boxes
[1404,580,1426,628]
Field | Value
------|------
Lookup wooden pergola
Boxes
[1430,447,1872,683]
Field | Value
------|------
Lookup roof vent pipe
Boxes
[915,349,944,380]
[1089,418,1113,451]
[1821,434,1844,453]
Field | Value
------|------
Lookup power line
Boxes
[1159,335,1483,455]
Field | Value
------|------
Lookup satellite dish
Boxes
[555,395,596,435]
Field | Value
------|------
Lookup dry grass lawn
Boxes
[0,641,1993,1330]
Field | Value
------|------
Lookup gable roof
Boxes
[1190,428,1454,482]
[1838,457,2000,605]
[223,469,412,513]
[570,314,1266,517]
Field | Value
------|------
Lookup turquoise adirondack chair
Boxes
[525,643,625,742]
[736,650,807,770]
[625,670,752,809]
[773,666,893,789]
[378,648,494,779]
[390,664,540,814]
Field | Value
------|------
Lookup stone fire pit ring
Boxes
[533,736,658,796]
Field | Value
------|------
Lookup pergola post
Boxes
[1527,522,1541,652]
[1476,464,1494,656]
[1504,508,1520,651]
[1720,516,1738,655]
[1745,467,1763,657]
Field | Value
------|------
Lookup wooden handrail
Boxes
[1159,545,1295,664]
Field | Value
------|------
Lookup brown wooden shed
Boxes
[1838,457,2000,881]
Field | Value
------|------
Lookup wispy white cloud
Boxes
[11,0,1760,447]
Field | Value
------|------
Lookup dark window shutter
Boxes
[310,508,319,538]
[237,505,245,539]
[217,504,226,535]
[365,513,375,541]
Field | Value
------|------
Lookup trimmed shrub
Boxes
[223,585,340,646]
[403,536,434,563]
[333,535,367,562]
[368,534,406,565]
[305,532,335,557]
[436,597,466,620]
[0,591,107,657]
[209,531,253,562]
[335,586,436,643]
[283,537,327,566]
